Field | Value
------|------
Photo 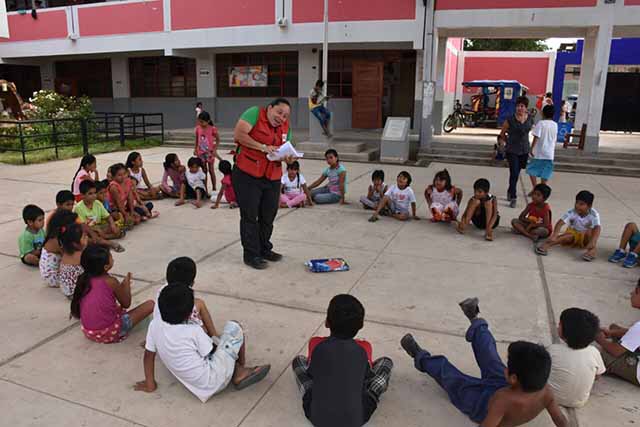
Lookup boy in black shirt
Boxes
[291,294,393,427]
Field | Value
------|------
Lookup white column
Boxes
[419,0,436,149]
[298,47,318,97]
[111,57,130,98]
[432,36,447,135]
[163,0,171,32]
[40,62,55,91]
[196,54,215,98]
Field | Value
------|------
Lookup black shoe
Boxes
[400,333,423,359]
[244,257,268,270]
[262,251,283,262]
[459,297,480,322]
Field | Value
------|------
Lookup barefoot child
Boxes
[401,298,567,427]
[126,152,163,200]
[360,170,387,210]
[108,163,141,227]
[308,149,347,205]
[194,111,222,193]
[71,154,98,202]
[134,284,271,398]
[161,153,186,198]
[291,294,393,426]
[177,157,208,208]
[535,190,601,261]
[279,161,312,209]
[212,160,238,209]
[40,210,78,288]
[58,223,87,299]
[456,178,500,241]
[18,204,45,266]
[70,244,154,343]
[511,183,552,242]
[608,222,640,268]
[425,169,462,222]
[369,171,419,222]
[74,180,125,253]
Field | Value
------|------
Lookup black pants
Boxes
[232,167,281,261]
[506,153,528,200]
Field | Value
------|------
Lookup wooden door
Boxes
[352,61,384,129]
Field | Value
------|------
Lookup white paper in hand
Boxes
[266,142,304,161]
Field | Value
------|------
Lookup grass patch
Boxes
[0,138,163,165]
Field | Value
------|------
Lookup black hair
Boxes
[433,169,452,191]
[371,170,384,182]
[23,204,44,224]
[532,183,551,201]
[545,92,553,98]
[195,102,203,108]
[473,178,490,193]
[56,190,74,205]
[109,163,127,178]
[197,111,214,126]
[70,244,111,319]
[163,153,179,171]
[219,160,232,176]
[324,149,339,164]
[166,257,197,287]
[96,179,108,192]
[560,308,600,350]
[516,96,529,108]
[79,179,96,195]
[398,171,412,186]
[507,341,551,392]
[315,80,324,88]
[326,294,365,339]
[159,284,194,325]
[542,104,555,120]
[269,98,291,108]
[126,151,141,169]
[286,161,301,188]
[45,210,78,244]
[59,222,84,255]
[71,154,96,191]
[187,157,203,168]
[576,190,594,206]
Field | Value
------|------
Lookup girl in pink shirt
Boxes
[160,153,186,198]
[72,154,99,202]
[70,244,154,344]
[195,111,221,192]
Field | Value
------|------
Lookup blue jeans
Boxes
[312,187,341,204]
[414,319,508,424]
[506,153,528,200]
[311,106,331,127]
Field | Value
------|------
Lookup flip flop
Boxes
[368,216,379,223]
[112,243,125,253]
[234,365,270,391]
[582,253,595,262]
[535,245,548,256]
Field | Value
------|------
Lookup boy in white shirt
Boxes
[536,190,601,261]
[548,308,605,408]
[527,105,557,188]
[134,285,270,400]
[177,157,208,208]
[369,171,419,222]
[595,280,640,387]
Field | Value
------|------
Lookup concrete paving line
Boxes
[0,216,23,226]
[0,177,66,186]
[0,378,148,426]
[588,174,640,218]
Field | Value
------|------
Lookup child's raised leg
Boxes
[482,200,496,241]
[360,196,378,210]
[466,319,507,382]
[618,223,638,251]
[292,355,313,394]
[456,198,480,234]
[22,253,40,266]
[127,299,155,327]
[511,218,535,240]
[537,232,574,254]
[195,298,218,337]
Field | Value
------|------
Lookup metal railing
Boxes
[0,113,164,164]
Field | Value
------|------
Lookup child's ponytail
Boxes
[71,154,97,191]
[45,210,79,244]
[70,244,111,319]
[59,223,84,255]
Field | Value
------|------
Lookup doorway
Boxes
[602,72,640,132]
[352,61,384,129]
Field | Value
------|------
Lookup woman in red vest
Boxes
[233,98,294,269]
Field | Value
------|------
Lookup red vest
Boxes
[236,107,288,181]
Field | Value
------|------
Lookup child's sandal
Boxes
[112,243,126,253]
[534,245,548,256]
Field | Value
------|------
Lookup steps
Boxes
[418,143,640,177]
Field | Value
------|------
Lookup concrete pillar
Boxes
[196,53,216,119]
[413,49,423,131]
[300,47,331,142]
[575,24,613,153]
[419,0,436,149]
[40,62,55,91]
[432,37,447,136]
[111,57,130,99]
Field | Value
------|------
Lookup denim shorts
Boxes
[119,313,133,337]
[630,232,640,251]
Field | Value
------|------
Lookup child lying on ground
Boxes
[291,294,393,427]
[608,222,640,268]
[425,169,462,222]
[369,171,419,222]
[535,190,601,261]
[511,183,552,242]
[401,298,567,427]
[18,204,45,266]
[456,178,500,241]
[360,170,387,210]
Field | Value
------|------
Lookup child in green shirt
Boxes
[73,180,125,252]
[18,204,45,266]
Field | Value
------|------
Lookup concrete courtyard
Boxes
[0,147,638,427]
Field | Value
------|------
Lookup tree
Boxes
[464,39,548,52]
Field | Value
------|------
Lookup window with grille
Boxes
[216,52,298,98]
[129,57,197,98]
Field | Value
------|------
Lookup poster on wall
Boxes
[229,66,268,87]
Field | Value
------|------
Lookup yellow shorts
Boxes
[565,228,587,248]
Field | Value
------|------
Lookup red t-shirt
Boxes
[221,174,236,203]
[526,202,552,234]
[308,336,373,365]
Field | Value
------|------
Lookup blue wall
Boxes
[552,38,640,120]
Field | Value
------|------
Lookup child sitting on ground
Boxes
[40,210,78,288]
[608,222,640,268]
[74,180,125,253]
[134,284,271,398]
[548,308,604,408]
[360,170,387,211]
[72,154,99,202]
[19,204,45,266]
[126,151,163,200]
[456,178,500,241]
[129,176,159,221]
[425,169,462,222]
[58,223,87,299]
[291,294,393,427]
[595,280,640,387]
[46,190,75,228]
[70,244,154,343]
[279,161,313,209]
[511,183,553,242]
[308,149,347,204]
[535,190,601,261]
[401,298,567,427]
[153,257,217,337]
[177,157,208,208]
[161,153,186,199]
[369,171,419,222]
[96,180,125,229]
[108,163,141,227]
[212,160,238,209]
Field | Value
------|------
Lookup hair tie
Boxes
[60,226,66,234]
